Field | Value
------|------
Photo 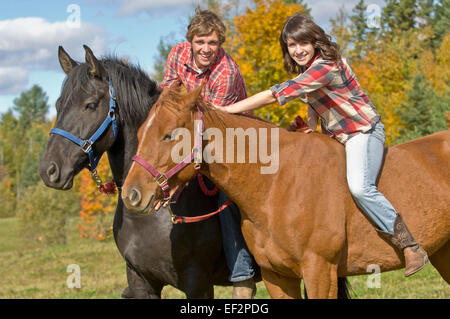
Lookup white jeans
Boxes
[345,121,397,233]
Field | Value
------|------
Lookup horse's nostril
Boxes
[129,188,142,207]
[47,162,60,183]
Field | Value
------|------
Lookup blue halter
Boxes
[50,77,118,185]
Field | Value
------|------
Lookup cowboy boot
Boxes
[377,214,428,277]
[231,278,256,299]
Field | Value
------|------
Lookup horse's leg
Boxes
[429,240,450,284]
[125,264,163,299]
[260,268,301,299]
[182,267,215,299]
[301,254,338,299]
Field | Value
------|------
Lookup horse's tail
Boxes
[304,277,352,299]
[337,277,352,299]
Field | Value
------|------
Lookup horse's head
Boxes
[121,84,203,214]
[39,45,117,189]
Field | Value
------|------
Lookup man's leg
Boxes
[218,190,256,298]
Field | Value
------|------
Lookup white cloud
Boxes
[0,67,28,95]
[0,17,107,94]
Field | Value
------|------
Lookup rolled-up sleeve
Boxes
[270,61,335,106]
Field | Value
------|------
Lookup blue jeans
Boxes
[218,190,255,282]
[345,121,398,233]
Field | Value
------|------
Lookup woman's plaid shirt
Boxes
[160,42,247,106]
[270,57,380,144]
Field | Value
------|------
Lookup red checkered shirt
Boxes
[160,42,247,106]
[270,56,380,144]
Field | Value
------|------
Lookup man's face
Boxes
[191,31,220,70]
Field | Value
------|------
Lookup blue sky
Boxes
[0,0,385,118]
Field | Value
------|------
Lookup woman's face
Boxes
[286,37,315,67]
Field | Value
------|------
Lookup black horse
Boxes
[39,45,235,298]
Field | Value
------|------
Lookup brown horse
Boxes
[122,85,450,298]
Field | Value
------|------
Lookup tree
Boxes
[151,35,177,83]
[20,122,51,189]
[77,156,117,241]
[349,0,368,59]
[431,0,450,49]
[393,73,449,144]
[382,0,418,32]
[12,85,49,128]
[0,85,51,205]
[0,175,16,218]
[329,6,352,58]
[17,181,80,247]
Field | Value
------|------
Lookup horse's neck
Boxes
[200,111,279,214]
[107,116,145,187]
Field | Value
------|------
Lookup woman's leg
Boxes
[345,122,428,276]
[345,122,397,233]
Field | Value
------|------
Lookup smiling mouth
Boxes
[296,53,308,59]
[199,54,211,61]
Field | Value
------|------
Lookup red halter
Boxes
[132,111,204,203]
[131,110,231,223]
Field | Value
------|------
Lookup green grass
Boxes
[0,217,448,299]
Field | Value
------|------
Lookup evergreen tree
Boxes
[394,73,449,144]
[382,0,418,32]
[350,0,368,59]
[151,36,177,84]
[329,6,352,58]
[431,0,450,49]
[12,84,49,128]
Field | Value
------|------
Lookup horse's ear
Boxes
[58,46,78,75]
[184,85,203,112]
[83,44,106,79]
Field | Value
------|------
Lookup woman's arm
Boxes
[219,90,276,113]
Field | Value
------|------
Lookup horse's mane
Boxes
[157,83,279,130]
[61,55,161,128]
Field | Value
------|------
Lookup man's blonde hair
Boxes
[186,8,226,45]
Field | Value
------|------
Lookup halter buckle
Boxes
[155,174,168,188]
[81,140,93,153]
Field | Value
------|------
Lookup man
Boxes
[160,9,256,299]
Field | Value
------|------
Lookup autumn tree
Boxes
[77,156,117,241]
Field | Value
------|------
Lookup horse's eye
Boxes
[162,133,171,141]
[85,103,96,110]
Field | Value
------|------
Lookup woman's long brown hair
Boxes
[279,13,342,74]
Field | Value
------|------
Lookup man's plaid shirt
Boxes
[160,42,247,106]
[270,56,380,144]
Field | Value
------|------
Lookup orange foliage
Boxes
[77,155,117,241]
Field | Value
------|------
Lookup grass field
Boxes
[0,217,448,299]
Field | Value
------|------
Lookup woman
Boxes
[217,13,428,277]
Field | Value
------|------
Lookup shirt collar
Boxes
[306,53,320,67]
